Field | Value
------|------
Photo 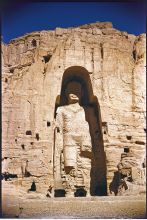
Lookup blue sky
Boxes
[1,1,146,43]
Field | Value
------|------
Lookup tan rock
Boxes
[1,21,146,204]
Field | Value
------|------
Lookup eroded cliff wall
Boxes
[2,22,146,200]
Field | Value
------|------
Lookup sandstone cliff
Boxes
[2,21,146,205]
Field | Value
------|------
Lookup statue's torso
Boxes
[62,104,88,134]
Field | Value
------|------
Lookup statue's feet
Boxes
[86,192,91,197]
[65,191,75,197]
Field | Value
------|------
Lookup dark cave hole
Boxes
[57,127,60,133]
[54,189,66,197]
[124,147,129,153]
[28,181,36,192]
[21,144,25,150]
[2,172,18,181]
[32,39,37,47]
[74,188,87,197]
[126,135,132,140]
[135,141,145,145]
[47,121,51,127]
[36,133,40,141]
[26,130,32,135]
[43,54,52,63]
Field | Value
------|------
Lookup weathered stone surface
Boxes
[2,21,146,216]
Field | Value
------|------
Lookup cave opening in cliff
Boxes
[54,66,107,197]
[43,54,52,63]
[32,39,37,47]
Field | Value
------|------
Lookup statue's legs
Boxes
[62,141,92,197]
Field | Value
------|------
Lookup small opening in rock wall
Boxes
[47,121,51,127]
[144,128,146,133]
[102,122,108,134]
[57,127,60,133]
[21,144,25,150]
[74,188,87,197]
[30,142,33,145]
[5,78,8,83]
[15,138,17,143]
[142,162,145,168]
[26,130,32,135]
[54,189,65,197]
[32,39,37,47]
[10,68,14,73]
[43,54,52,63]
[28,181,36,192]
[124,147,129,153]
[2,172,18,181]
[36,133,39,141]
[135,141,145,145]
[126,135,132,140]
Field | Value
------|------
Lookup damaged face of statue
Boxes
[68,94,79,104]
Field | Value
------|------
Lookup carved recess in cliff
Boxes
[54,66,107,197]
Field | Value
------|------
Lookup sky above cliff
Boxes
[1,1,146,43]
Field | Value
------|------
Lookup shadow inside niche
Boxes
[1,172,18,181]
[74,188,87,197]
[84,103,107,196]
[109,171,129,196]
[54,189,66,197]
[109,171,121,196]
[28,181,36,192]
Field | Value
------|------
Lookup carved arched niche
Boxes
[54,66,107,196]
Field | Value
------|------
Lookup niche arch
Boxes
[54,66,107,196]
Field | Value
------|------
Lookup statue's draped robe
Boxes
[54,103,92,195]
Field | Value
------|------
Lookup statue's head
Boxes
[68,93,79,104]
[65,81,81,104]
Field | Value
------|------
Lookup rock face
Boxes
[2,21,146,202]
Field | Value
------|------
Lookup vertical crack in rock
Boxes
[131,67,135,112]
[91,47,94,72]
[100,43,103,60]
